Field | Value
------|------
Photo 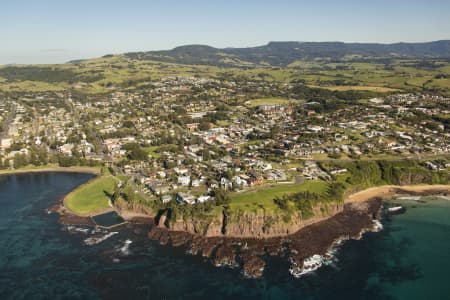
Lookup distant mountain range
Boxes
[123,41,450,67]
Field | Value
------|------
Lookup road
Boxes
[65,93,105,154]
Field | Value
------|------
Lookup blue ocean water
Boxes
[0,172,448,300]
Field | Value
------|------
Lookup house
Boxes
[178,176,191,186]
[186,123,199,132]
[258,104,293,116]
[174,167,189,175]
[0,138,12,150]
[423,161,438,170]
[238,174,251,186]
[161,195,172,204]
[232,175,243,187]
[176,192,196,205]
[59,143,74,156]
[148,183,171,195]
[330,168,348,175]
[84,153,104,161]
[197,195,211,203]
[220,177,232,189]
[248,173,264,186]
[307,125,323,133]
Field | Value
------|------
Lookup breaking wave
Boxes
[84,231,118,246]
[290,219,383,278]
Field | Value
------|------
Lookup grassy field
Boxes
[230,180,328,212]
[65,175,117,215]
[1,56,449,95]
[0,80,67,92]
[245,97,294,107]
[143,146,162,158]
[308,85,401,92]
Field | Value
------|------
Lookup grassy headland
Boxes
[230,180,328,212]
[64,175,117,216]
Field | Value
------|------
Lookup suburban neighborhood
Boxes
[1,76,449,206]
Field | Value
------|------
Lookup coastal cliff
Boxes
[148,199,383,278]
[161,202,344,238]
[123,184,450,240]
[114,198,155,219]
[58,179,449,278]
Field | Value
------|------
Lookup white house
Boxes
[178,176,191,186]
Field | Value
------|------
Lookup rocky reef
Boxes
[147,198,382,278]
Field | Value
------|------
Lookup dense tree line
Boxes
[0,66,104,83]
[291,84,384,106]
[273,181,346,219]
[123,143,148,161]
[274,160,448,219]
[322,160,449,187]
[0,147,102,169]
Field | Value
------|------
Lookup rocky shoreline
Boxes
[56,184,450,278]
[147,198,382,278]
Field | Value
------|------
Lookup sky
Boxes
[1,0,449,64]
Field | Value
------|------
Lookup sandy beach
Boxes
[346,184,450,203]
[0,166,101,176]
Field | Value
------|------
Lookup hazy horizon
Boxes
[2,0,450,64]
[2,39,450,66]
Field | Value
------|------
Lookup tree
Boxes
[198,120,210,131]
[38,146,48,165]
[123,120,134,128]
[274,195,289,210]
[13,153,28,169]
[122,185,135,202]
[57,155,78,167]
[202,149,211,161]
[29,146,40,166]
[112,183,121,202]
[212,188,231,206]
[3,159,10,169]
[123,143,148,161]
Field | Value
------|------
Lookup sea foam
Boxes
[64,225,91,234]
[117,239,133,255]
[290,219,383,278]
[84,232,118,246]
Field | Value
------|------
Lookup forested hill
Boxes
[124,40,450,67]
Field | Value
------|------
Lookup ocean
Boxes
[0,172,448,300]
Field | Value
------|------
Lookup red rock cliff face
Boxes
[114,199,154,217]
[161,202,344,238]
[162,214,223,236]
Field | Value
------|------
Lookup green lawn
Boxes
[65,176,117,215]
[143,146,161,158]
[309,84,400,92]
[230,180,328,212]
